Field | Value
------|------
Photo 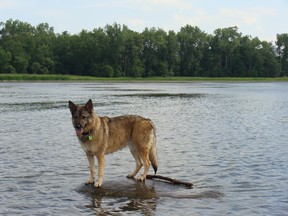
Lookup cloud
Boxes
[173,6,278,39]
[144,0,192,9]
[127,18,145,29]
[37,9,61,18]
[173,10,217,34]
[1,0,284,42]
[174,10,212,26]
[219,8,276,26]
[121,0,193,11]
[0,0,23,9]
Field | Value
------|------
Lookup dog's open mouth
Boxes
[75,128,84,136]
[75,124,85,137]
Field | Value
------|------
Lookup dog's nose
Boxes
[75,124,81,129]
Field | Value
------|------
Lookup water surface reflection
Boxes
[77,179,223,215]
[1,82,288,215]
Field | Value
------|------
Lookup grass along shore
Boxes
[1,73,288,82]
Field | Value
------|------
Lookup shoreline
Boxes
[1,74,288,82]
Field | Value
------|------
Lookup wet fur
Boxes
[69,99,158,187]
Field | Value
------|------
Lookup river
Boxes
[0,81,287,215]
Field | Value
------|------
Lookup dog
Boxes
[69,99,158,187]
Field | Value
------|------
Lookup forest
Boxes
[0,19,287,77]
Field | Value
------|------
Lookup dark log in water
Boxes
[146,174,193,188]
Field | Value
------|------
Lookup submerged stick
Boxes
[146,175,193,188]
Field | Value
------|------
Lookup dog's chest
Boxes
[79,140,98,155]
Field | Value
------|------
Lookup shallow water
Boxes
[0,82,288,215]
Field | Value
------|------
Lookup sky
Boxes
[0,0,287,42]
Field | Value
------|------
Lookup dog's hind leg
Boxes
[127,145,143,179]
[137,149,151,182]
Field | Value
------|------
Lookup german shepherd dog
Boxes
[69,99,158,187]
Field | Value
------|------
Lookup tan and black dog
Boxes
[69,99,158,187]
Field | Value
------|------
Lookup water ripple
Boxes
[1,82,288,215]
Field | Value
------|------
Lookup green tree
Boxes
[166,30,179,76]
[0,19,34,73]
[153,28,169,76]
[141,27,158,76]
[89,27,109,76]
[0,19,284,78]
[276,33,288,76]
[260,41,280,77]
[99,65,114,77]
[141,27,171,77]
[178,25,208,76]
[213,26,241,76]
[30,23,55,74]
[53,31,73,74]
[237,36,263,77]
[200,34,221,77]
[0,45,14,73]
[121,26,144,77]
[104,23,125,76]
[77,30,100,75]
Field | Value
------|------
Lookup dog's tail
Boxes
[149,130,158,175]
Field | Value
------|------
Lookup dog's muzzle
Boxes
[75,124,84,137]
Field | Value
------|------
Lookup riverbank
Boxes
[1,73,288,82]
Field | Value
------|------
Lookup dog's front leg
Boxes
[95,154,104,187]
[85,153,95,185]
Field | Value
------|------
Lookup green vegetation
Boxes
[0,19,287,78]
[1,73,288,82]
[0,74,96,81]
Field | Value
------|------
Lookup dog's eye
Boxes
[82,116,87,119]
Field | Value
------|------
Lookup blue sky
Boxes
[0,0,287,42]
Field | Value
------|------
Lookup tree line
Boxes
[0,19,287,77]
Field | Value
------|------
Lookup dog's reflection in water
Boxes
[77,178,223,215]
[80,180,158,215]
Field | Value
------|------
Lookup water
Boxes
[0,81,288,215]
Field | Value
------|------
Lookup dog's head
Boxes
[68,99,94,137]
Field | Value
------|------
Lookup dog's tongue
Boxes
[76,128,84,136]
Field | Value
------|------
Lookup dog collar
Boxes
[82,131,93,141]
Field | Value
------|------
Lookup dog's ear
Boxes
[69,101,77,114]
[84,99,93,114]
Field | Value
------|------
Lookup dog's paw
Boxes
[94,181,102,188]
[126,174,135,179]
[85,177,94,185]
[137,175,146,182]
